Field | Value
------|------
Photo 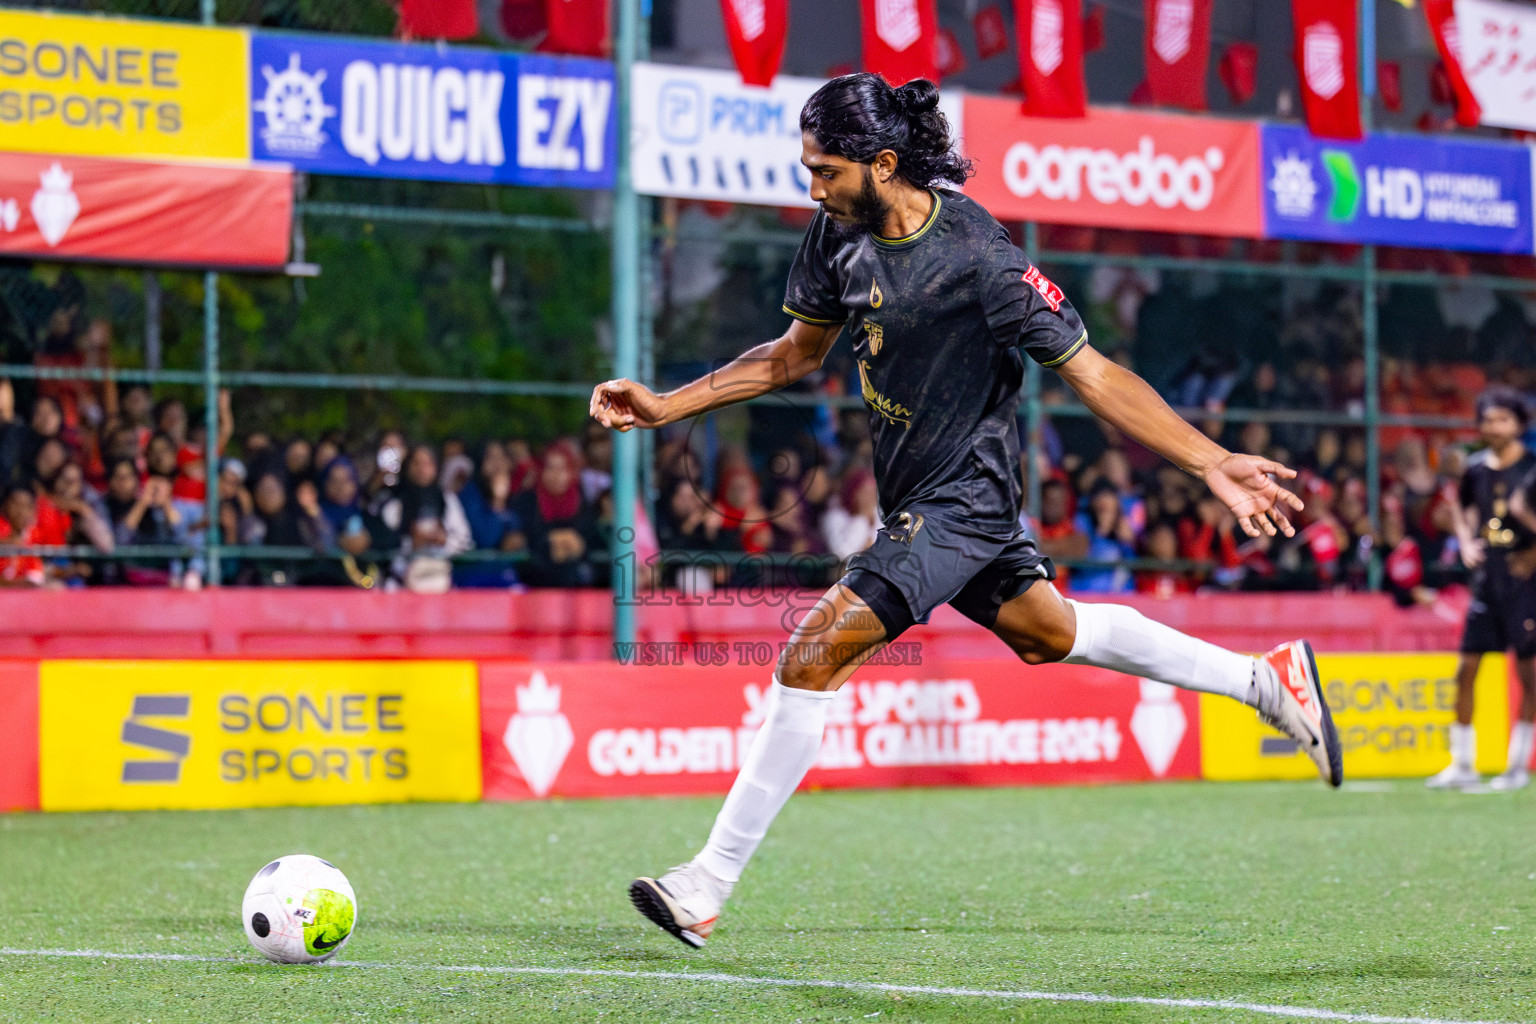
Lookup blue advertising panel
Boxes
[1261,124,1533,254]
[248,34,615,189]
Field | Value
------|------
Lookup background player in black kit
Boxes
[1429,388,1536,791]
[591,74,1343,949]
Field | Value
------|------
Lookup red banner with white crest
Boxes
[1291,0,1362,140]
[720,0,788,87]
[1423,0,1484,128]
[859,0,939,85]
[0,153,292,268]
[1013,0,1086,117]
[480,659,1201,801]
[1145,0,1213,110]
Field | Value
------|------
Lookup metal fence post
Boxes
[203,271,222,586]
[611,0,642,649]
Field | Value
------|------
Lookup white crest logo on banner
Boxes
[502,671,574,798]
[1129,680,1187,778]
[30,163,79,247]
[1153,0,1194,64]
[875,0,922,52]
[1303,22,1345,100]
[729,0,767,42]
[1032,0,1065,75]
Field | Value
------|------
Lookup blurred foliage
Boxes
[2,177,611,445]
[7,0,400,35]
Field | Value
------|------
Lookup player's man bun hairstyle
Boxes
[800,73,974,190]
[1477,385,1530,426]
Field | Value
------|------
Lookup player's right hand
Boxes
[1461,537,1486,569]
[590,378,667,432]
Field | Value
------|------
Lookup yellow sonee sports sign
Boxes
[40,661,481,811]
[0,9,249,162]
[1202,653,1509,781]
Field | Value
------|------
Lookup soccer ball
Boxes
[240,854,357,964]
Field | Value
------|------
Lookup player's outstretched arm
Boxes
[1054,344,1303,539]
[590,320,842,432]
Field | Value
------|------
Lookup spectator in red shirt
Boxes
[1035,477,1087,591]
[1136,520,1196,597]
[0,486,46,587]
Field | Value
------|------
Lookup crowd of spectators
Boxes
[2,268,1533,598]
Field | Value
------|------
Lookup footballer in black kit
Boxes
[1429,387,1536,791]
[781,187,1083,635]
[593,73,1342,950]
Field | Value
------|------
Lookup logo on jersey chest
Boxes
[869,277,884,308]
[865,320,885,355]
[858,359,911,428]
[1023,266,1063,312]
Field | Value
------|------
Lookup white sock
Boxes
[1064,600,1258,706]
[695,681,833,884]
[1506,722,1533,773]
[1450,723,1476,770]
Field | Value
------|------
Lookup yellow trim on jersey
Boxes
[1040,331,1088,368]
[872,190,942,247]
[782,304,845,324]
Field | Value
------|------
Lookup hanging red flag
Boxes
[721,0,788,87]
[1219,42,1257,104]
[400,0,478,39]
[540,0,610,57]
[1013,0,1086,117]
[1291,0,1361,140]
[974,5,1010,59]
[935,28,968,77]
[1422,0,1482,127]
[1082,4,1105,52]
[1144,0,1213,110]
[1377,60,1402,112]
[500,0,546,40]
[859,0,939,85]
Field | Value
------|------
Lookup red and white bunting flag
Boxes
[973,4,1011,59]
[1291,0,1362,139]
[1422,0,1482,127]
[1144,0,1213,110]
[1013,0,1086,117]
[860,0,939,85]
[540,0,610,57]
[721,0,788,87]
[400,0,478,39]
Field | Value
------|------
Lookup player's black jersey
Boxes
[1458,447,1536,580]
[782,188,1086,528]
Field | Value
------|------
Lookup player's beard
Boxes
[824,167,889,239]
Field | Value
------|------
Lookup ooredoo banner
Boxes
[961,96,1263,237]
[248,34,615,189]
[38,661,481,811]
[1260,124,1534,254]
[0,152,292,268]
[0,8,250,163]
[1201,653,1509,781]
[632,62,963,208]
[479,660,1201,801]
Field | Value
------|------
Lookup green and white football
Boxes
[241,854,357,964]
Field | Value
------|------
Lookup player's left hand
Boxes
[1202,453,1303,539]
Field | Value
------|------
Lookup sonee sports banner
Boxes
[38,661,481,811]
[0,152,292,268]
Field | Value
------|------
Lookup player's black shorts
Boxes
[841,505,1055,640]
[1460,570,1536,658]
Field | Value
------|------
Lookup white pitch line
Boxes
[0,947,1514,1024]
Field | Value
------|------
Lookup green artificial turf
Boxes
[0,780,1530,1023]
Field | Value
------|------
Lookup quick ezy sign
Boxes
[249,35,615,189]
